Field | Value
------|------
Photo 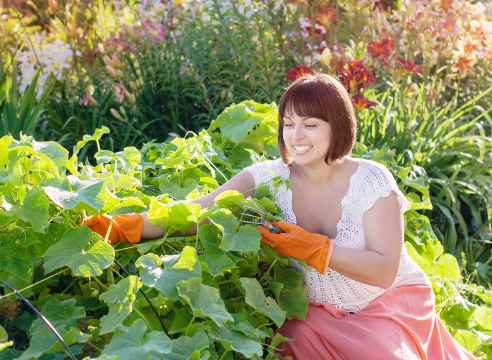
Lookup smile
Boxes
[293,145,312,154]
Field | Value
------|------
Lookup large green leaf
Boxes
[43,226,115,276]
[158,177,199,201]
[429,254,461,282]
[9,186,49,233]
[99,276,142,334]
[148,199,200,236]
[204,321,262,358]
[271,267,308,319]
[136,247,202,301]
[177,277,234,326]
[239,278,286,327]
[101,320,172,360]
[220,225,261,253]
[18,298,85,360]
[41,176,107,211]
[0,228,36,283]
[162,329,209,360]
[28,223,69,258]
[453,329,482,354]
[199,255,236,277]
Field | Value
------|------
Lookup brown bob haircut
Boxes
[278,73,357,165]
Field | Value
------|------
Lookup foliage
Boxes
[0,100,489,359]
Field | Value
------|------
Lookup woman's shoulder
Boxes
[353,158,411,213]
[244,158,289,186]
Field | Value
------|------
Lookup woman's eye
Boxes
[306,125,316,128]
[284,123,293,127]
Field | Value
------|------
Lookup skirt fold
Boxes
[274,284,475,360]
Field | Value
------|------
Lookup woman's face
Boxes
[282,110,332,167]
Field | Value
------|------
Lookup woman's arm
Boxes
[141,169,257,239]
[327,192,404,289]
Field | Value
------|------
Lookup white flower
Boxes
[18,65,36,93]
[35,73,50,99]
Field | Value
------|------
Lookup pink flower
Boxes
[114,82,130,103]
[480,48,492,63]
[140,21,168,43]
[435,13,459,37]
[367,38,394,59]
[79,92,98,107]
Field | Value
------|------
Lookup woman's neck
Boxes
[291,157,351,186]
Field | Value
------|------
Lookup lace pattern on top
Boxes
[246,158,431,313]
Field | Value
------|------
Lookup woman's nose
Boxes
[292,124,305,139]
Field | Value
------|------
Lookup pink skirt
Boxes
[274,284,476,360]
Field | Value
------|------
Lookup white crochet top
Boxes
[246,158,431,313]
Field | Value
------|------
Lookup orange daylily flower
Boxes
[353,95,377,110]
[285,65,315,81]
[396,57,425,74]
[452,55,477,78]
[317,7,337,28]
[367,38,394,59]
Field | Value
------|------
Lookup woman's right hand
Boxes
[80,213,144,244]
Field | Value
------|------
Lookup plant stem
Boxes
[218,350,230,360]
[260,259,277,286]
[185,314,196,336]
[86,340,103,352]
[92,276,109,292]
[104,208,117,243]
[134,308,153,331]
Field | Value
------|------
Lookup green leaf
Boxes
[177,277,234,326]
[0,325,7,342]
[99,276,142,335]
[422,240,444,264]
[271,267,308,320]
[101,320,172,360]
[473,306,492,331]
[198,224,224,255]
[41,176,107,211]
[28,223,69,258]
[404,243,430,274]
[216,103,264,143]
[199,255,236,277]
[136,247,202,301]
[220,225,261,253]
[214,191,244,214]
[159,177,199,200]
[453,329,482,354]
[429,254,461,282]
[203,321,262,358]
[0,135,13,169]
[148,199,200,236]
[115,147,141,170]
[43,226,115,276]
[10,186,49,233]
[209,209,238,241]
[0,228,35,284]
[239,278,286,327]
[31,140,69,170]
[72,127,110,157]
[163,329,209,360]
[19,298,85,359]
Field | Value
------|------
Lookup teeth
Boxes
[294,146,312,152]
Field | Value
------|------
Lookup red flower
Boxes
[367,38,394,59]
[353,95,377,110]
[336,59,375,93]
[286,65,315,81]
[396,57,425,74]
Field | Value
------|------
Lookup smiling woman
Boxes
[246,73,476,360]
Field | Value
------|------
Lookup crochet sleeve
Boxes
[358,161,411,217]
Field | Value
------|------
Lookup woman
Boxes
[83,73,475,360]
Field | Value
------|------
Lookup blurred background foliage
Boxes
[2,0,492,316]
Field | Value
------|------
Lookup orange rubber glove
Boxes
[257,221,334,275]
[80,213,143,244]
